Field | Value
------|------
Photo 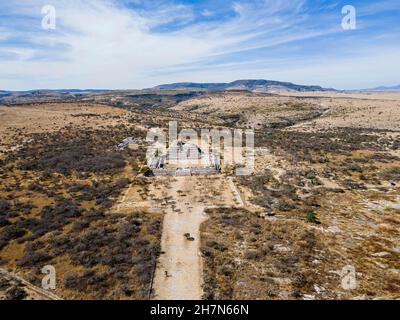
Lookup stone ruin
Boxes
[148,140,220,176]
[115,137,142,151]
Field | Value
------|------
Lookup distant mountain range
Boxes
[2,81,399,94]
[360,85,400,92]
[151,79,335,92]
[0,89,110,95]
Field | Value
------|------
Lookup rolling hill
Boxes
[363,85,400,92]
[151,79,335,92]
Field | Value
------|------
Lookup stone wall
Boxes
[152,167,219,176]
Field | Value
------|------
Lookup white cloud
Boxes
[0,0,398,90]
[200,9,214,17]
[0,0,219,89]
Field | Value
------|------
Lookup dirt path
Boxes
[151,176,236,300]
[227,176,245,207]
[0,268,62,300]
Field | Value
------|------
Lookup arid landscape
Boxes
[0,86,399,300]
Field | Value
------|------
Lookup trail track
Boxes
[151,176,238,300]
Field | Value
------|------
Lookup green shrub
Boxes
[306,212,320,224]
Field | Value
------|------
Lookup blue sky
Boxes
[0,0,399,90]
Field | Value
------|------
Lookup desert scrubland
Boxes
[0,90,399,300]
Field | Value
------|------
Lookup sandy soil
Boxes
[174,91,400,131]
[289,96,400,131]
[0,103,128,152]
[279,91,400,100]
[174,93,320,129]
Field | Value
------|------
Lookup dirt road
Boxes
[152,176,236,300]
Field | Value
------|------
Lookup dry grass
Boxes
[1,93,399,300]
[0,103,163,300]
